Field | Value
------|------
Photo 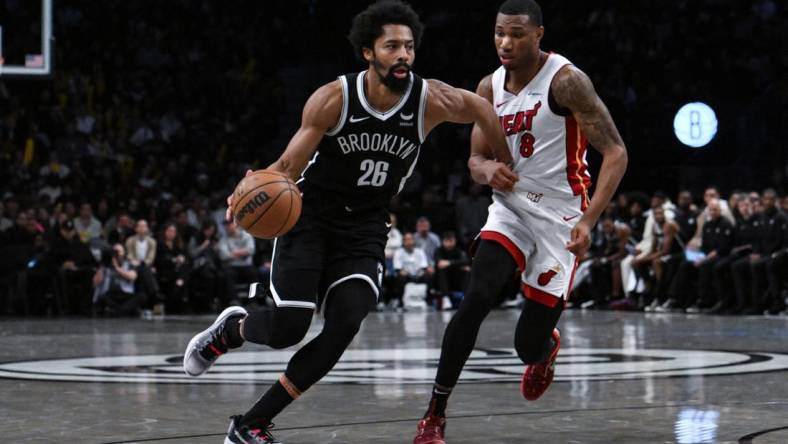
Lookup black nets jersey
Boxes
[299,71,428,217]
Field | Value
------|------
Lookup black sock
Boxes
[240,380,296,427]
[224,315,245,349]
[426,384,452,417]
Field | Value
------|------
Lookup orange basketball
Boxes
[232,170,302,239]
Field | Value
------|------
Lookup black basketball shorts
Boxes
[250,212,387,312]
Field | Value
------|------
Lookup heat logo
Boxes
[499,101,541,158]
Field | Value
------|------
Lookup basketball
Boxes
[232,170,301,239]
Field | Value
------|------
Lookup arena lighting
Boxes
[673,102,718,148]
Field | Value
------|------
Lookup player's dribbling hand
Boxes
[226,169,254,222]
[484,161,518,192]
[566,219,592,257]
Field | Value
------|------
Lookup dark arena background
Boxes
[1,1,787,443]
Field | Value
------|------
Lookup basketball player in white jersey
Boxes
[414,1,627,442]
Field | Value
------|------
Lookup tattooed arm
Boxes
[552,65,628,256]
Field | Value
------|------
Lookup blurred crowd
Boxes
[0,0,786,316]
[2,186,786,316]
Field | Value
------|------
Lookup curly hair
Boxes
[348,0,424,63]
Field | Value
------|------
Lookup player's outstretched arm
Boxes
[552,65,628,256]
[225,81,342,221]
[468,75,518,192]
[424,78,514,168]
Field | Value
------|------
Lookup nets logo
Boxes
[235,191,271,221]
[1,348,787,385]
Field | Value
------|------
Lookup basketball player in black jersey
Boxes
[182,2,515,443]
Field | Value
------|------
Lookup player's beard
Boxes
[372,59,411,93]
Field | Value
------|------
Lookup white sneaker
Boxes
[183,306,247,377]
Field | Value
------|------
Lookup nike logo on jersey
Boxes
[385,222,393,228]
[563,214,580,222]
[349,115,370,123]
[400,112,414,121]
[495,100,512,108]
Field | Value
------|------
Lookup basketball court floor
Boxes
[2,309,787,443]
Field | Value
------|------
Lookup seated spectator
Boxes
[45,220,97,315]
[414,216,440,269]
[670,199,734,313]
[391,232,431,308]
[432,231,470,310]
[742,189,788,314]
[632,207,682,311]
[155,222,189,313]
[0,195,20,232]
[218,220,258,306]
[73,202,103,243]
[106,211,134,245]
[188,220,225,312]
[709,197,756,314]
[673,190,698,245]
[93,244,140,316]
[455,183,491,248]
[587,217,629,309]
[174,208,198,247]
[124,219,161,312]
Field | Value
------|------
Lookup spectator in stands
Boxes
[674,190,698,245]
[126,219,157,267]
[73,202,103,243]
[414,216,440,269]
[392,233,431,309]
[0,195,20,232]
[587,216,629,309]
[155,222,189,313]
[106,211,134,245]
[689,186,735,249]
[672,199,734,313]
[632,207,682,311]
[46,219,97,315]
[2,211,36,247]
[454,183,491,248]
[174,209,198,248]
[188,220,224,312]
[709,197,757,314]
[93,243,140,316]
[218,220,257,306]
[124,219,161,312]
[753,189,788,314]
[432,231,470,310]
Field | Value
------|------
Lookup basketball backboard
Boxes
[0,0,53,76]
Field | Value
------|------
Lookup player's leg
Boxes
[514,298,563,364]
[238,279,377,432]
[518,195,581,401]
[415,239,518,443]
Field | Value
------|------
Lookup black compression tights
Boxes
[435,240,564,388]
[240,279,376,425]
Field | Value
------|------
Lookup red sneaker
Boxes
[520,328,561,401]
[413,414,446,444]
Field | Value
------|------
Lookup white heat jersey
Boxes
[491,53,591,209]
[479,53,592,302]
